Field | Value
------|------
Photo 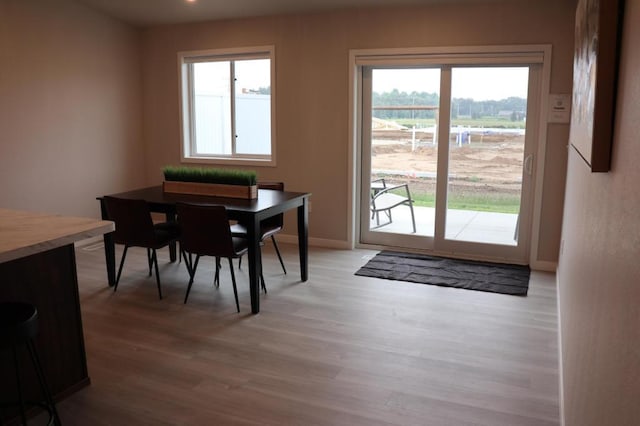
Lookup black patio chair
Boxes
[370,183,417,233]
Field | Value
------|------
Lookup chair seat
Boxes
[229,227,261,256]
[230,236,249,256]
[231,223,282,240]
[0,302,38,347]
[153,221,181,246]
[230,222,246,237]
[260,224,282,240]
[371,192,413,212]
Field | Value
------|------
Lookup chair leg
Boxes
[147,248,152,276]
[271,235,287,275]
[181,249,192,275]
[408,203,416,233]
[12,346,28,425]
[27,340,62,426]
[114,245,129,291]
[184,254,200,304]
[238,253,266,293]
[151,249,163,300]
[214,257,221,288]
[227,258,240,313]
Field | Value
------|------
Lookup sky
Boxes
[194,59,271,94]
[372,67,529,101]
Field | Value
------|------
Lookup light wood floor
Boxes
[53,242,559,425]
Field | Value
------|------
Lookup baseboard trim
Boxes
[530,260,557,272]
[276,234,351,250]
[556,271,565,426]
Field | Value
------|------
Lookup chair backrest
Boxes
[176,203,236,258]
[372,178,386,188]
[258,182,284,191]
[103,196,156,246]
[258,181,284,230]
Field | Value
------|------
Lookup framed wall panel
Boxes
[569,0,623,172]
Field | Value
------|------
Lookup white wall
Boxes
[0,0,577,266]
[0,0,145,218]
[558,0,640,424]
[141,0,576,263]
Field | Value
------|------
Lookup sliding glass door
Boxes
[358,55,541,263]
[367,68,441,238]
[444,66,529,246]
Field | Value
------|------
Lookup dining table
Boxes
[98,185,310,314]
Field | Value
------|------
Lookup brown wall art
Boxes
[569,0,623,172]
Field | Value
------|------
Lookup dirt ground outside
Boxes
[371,129,525,200]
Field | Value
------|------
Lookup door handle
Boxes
[524,154,533,176]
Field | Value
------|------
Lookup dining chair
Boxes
[176,203,265,312]
[103,196,181,299]
[233,181,287,276]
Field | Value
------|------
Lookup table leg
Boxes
[100,199,116,286]
[247,216,262,314]
[165,212,177,262]
[297,198,309,282]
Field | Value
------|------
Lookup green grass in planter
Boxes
[162,166,257,186]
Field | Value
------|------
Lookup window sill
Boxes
[181,156,276,168]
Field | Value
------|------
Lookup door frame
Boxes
[347,45,553,267]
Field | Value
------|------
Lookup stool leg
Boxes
[26,340,61,425]
[12,346,29,426]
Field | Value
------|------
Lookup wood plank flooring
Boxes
[52,242,559,425]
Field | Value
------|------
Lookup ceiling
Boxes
[76,0,516,27]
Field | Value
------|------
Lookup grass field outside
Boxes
[382,184,521,214]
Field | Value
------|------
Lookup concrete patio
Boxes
[370,204,519,246]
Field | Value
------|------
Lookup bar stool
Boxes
[0,302,61,425]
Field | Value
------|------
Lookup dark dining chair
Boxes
[103,196,181,299]
[177,203,265,312]
[233,181,287,275]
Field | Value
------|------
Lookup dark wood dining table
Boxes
[98,185,310,314]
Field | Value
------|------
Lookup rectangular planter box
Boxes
[163,181,258,199]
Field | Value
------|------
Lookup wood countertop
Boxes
[0,208,114,264]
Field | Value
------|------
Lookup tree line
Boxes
[373,90,527,121]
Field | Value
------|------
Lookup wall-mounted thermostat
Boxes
[548,94,571,124]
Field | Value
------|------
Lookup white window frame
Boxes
[178,46,276,166]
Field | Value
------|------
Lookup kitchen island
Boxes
[0,208,113,413]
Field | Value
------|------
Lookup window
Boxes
[179,46,275,165]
